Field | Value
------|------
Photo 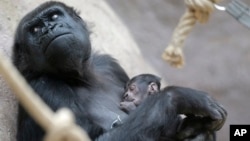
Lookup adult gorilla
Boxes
[12,1,226,141]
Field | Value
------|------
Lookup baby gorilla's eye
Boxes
[129,85,136,91]
[51,14,59,20]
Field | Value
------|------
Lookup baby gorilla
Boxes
[120,74,216,141]
[120,74,161,113]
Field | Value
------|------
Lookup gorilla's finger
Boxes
[218,104,227,119]
[207,105,223,120]
[213,104,227,130]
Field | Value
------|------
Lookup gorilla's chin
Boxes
[45,34,85,71]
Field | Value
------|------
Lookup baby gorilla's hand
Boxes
[120,101,137,113]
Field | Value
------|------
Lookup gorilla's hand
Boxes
[176,116,216,140]
[164,86,227,131]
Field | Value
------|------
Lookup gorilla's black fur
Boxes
[13,2,226,141]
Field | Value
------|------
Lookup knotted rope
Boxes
[0,50,90,141]
[162,0,221,68]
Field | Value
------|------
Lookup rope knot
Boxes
[162,44,184,68]
[185,0,219,23]
[162,0,221,68]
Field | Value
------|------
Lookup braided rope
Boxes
[162,0,221,68]
[0,50,90,141]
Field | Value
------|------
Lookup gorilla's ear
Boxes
[148,82,159,95]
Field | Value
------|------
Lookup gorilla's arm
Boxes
[164,86,227,141]
[176,116,216,141]
[97,93,179,141]
[97,86,226,141]
[164,86,227,128]
[17,76,104,141]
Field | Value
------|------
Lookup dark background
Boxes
[106,0,250,140]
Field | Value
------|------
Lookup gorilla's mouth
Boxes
[45,33,72,52]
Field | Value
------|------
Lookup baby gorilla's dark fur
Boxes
[120,74,217,141]
[120,74,161,113]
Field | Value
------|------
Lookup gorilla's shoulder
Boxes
[90,52,118,67]
[90,52,129,84]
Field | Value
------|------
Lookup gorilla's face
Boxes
[13,2,91,75]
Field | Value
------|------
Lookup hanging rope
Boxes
[162,0,221,68]
[0,50,90,141]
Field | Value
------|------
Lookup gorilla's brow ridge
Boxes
[40,7,62,18]
[25,18,41,27]
[24,7,62,29]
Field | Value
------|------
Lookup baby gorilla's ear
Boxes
[148,82,159,95]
